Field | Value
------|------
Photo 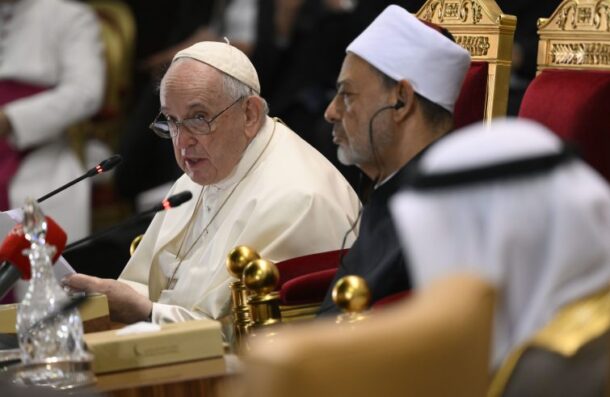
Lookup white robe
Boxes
[1,0,105,242]
[391,119,610,368]
[120,117,361,334]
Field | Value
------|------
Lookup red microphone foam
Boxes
[0,216,67,280]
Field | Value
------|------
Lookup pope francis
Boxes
[65,41,360,338]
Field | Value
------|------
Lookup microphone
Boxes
[146,190,193,214]
[368,100,405,185]
[37,154,123,203]
[63,190,193,254]
[0,216,67,300]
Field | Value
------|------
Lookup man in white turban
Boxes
[65,41,360,336]
[319,4,471,313]
[391,119,610,392]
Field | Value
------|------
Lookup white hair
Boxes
[222,73,269,115]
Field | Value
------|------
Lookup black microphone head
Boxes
[166,191,193,209]
[98,154,123,173]
[394,100,405,110]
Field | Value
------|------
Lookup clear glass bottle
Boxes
[15,200,86,364]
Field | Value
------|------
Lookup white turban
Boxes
[173,41,261,94]
[390,118,610,368]
[347,5,470,113]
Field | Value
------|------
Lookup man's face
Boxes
[324,54,394,176]
[160,59,249,186]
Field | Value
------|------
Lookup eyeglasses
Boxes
[149,96,244,139]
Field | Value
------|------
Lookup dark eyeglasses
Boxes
[149,96,244,139]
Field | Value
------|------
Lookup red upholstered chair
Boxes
[518,0,610,181]
[454,61,489,129]
[416,0,516,128]
[274,249,346,322]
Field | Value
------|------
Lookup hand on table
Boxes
[63,274,153,324]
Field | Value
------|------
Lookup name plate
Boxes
[84,319,224,374]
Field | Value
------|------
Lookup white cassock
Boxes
[391,119,610,369]
[1,0,105,241]
[120,117,361,336]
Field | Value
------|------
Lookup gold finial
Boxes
[227,246,260,352]
[242,259,279,294]
[243,259,282,333]
[226,246,260,279]
[332,275,371,313]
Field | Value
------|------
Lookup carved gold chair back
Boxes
[535,0,610,74]
[416,0,516,122]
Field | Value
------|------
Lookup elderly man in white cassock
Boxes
[318,5,471,313]
[392,119,610,394]
[65,41,360,337]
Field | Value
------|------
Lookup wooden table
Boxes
[94,356,231,397]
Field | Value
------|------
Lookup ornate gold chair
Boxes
[240,274,495,397]
[226,247,348,334]
[488,286,610,397]
[416,0,516,128]
[518,0,610,181]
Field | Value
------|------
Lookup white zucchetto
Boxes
[173,41,261,94]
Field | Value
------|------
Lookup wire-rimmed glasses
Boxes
[149,96,244,139]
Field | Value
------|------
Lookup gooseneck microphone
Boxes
[336,99,407,271]
[367,100,405,185]
[63,190,193,254]
[37,154,123,203]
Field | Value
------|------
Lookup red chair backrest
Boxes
[274,249,348,306]
[275,249,348,288]
[519,69,610,181]
[453,62,489,130]
[280,268,338,306]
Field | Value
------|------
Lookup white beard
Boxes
[337,146,356,166]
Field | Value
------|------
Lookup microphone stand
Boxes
[63,211,155,255]
[63,191,193,254]
[37,154,122,203]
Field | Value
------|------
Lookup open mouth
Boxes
[184,157,207,170]
[185,158,202,166]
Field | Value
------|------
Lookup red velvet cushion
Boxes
[453,62,488,130]
[275,249,347,287]
[280,268,338,305]
[372,290,412,309]
[519,69,610,181]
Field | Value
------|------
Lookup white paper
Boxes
[116,321,161,336]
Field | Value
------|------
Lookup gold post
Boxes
[243,259,282,330]
[332,275,371,326]
[226,246,260,349]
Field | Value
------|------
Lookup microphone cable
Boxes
[337,100,405,272]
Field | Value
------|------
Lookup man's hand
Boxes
[64,274,153,324]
